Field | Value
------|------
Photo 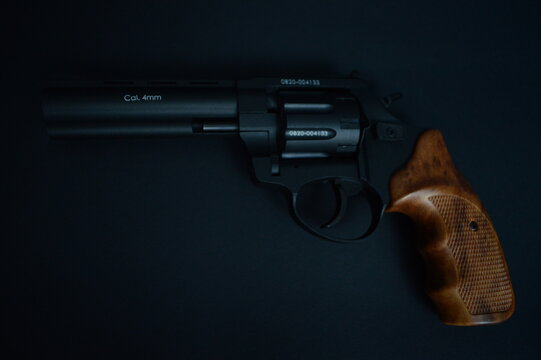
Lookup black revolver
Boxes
[42,75,514,326]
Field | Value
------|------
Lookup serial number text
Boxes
[286,130,331,137]
[280,79,321,86]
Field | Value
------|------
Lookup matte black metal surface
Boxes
[44,86,238,137]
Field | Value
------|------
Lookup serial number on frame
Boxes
[124,94,163,102]
[280,79,321,86]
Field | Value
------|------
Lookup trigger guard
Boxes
[291,178,384,243]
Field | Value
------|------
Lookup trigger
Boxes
[321,183,348,229]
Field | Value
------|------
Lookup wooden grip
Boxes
[386,129,514,325]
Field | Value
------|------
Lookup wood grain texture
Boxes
[386,129,514,325]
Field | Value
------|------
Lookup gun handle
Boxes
[386,129,514,325]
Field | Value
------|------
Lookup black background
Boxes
[5,1,541,359]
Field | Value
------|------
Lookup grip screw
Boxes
[469,221,479,231]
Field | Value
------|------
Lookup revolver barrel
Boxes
[43,81,239,138]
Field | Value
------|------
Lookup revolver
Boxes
[42,74,514,325]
